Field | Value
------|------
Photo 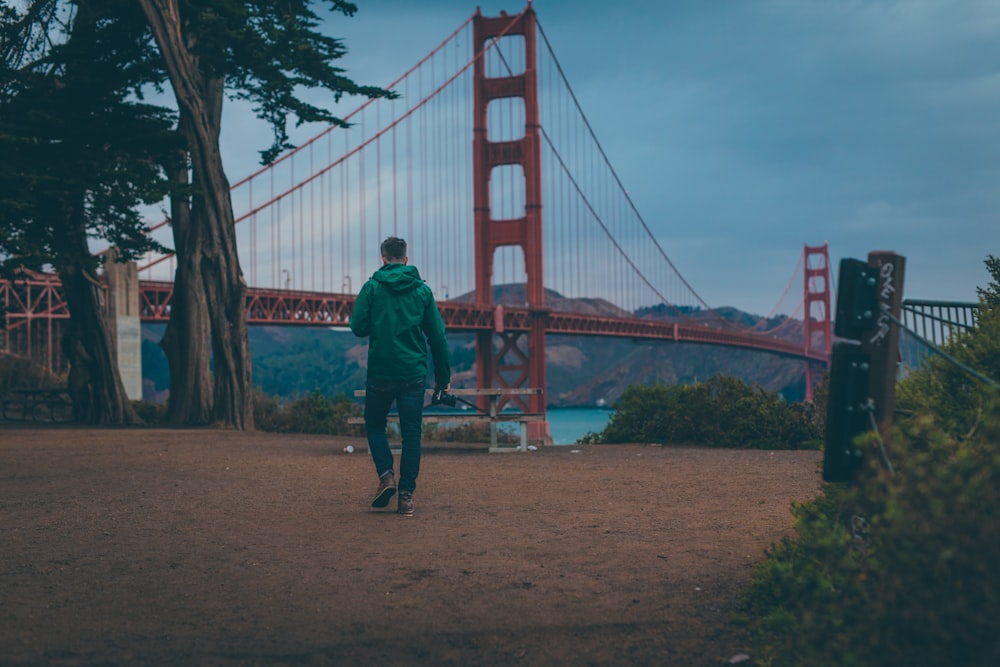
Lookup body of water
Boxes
[546,407,614,445]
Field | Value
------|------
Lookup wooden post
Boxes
[861,252,906,435]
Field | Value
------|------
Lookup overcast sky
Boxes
[220,0,1000,316]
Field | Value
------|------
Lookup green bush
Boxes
[598,375,822,449]
[254,389,363,436]
[741,401,1000,666]
[740,257,1000,666]
[897,297,1000,440]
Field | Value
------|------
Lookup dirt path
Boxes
[1,425,822,666]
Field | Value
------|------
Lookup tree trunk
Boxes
[191,76,254,429]
[161,144,213,425]
[58,227,142,425]
[140,0,254,429]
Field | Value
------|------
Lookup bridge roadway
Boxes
[140,282,828,364]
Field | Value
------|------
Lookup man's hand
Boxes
[431,385,456,407]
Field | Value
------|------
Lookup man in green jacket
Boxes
[350,237,451,516]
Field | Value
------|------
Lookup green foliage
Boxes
[140,326,479,406]
[897,256,1000,438]
[978,254,1000,306]
[0,0,174,275]
[736,484,865,666]
[250,330,367,399]
[253,389,363,435]
[741,402,1000,667]
[243,328,474,401]
[160,0,395,164]
[741,258,1000,666]
[598,375,822,449]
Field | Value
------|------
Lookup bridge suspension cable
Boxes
[535,20,724,320]
[133,6,810,339]
[5,6,838,383]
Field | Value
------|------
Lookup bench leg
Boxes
[520,422,528,452]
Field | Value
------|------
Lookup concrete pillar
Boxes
[105,256,142,400]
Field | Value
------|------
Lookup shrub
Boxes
[254,389,363,436]
[598,375,822,449]
[741,257,1000,666]
[897,297,1000,439]
[740,400,1000,666]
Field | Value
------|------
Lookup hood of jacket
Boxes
[372,262,424,294]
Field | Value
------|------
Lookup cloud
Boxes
[213,0,999,314]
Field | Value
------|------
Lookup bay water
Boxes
[545,407,614,445]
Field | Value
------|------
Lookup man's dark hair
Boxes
[380,237,407,261]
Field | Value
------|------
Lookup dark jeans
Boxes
[364,378,425,495]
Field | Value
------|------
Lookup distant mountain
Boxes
[545,335,809,407]
[452,283,629,318]
[141,288,816,406]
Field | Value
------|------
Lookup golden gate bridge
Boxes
[5,4,916,423]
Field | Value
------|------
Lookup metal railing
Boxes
[899,299,979,369]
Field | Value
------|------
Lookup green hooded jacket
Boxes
[350,262,451,387]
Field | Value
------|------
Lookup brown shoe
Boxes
[397,492,414,516]
[371,472,396,508]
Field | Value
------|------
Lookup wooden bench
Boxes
[349,388,544,453]
[1,387,72,422]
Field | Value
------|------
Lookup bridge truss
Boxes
[1,265,981,399]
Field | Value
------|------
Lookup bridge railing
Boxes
[899,298,979,369]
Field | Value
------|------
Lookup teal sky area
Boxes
[217,0,1000,316]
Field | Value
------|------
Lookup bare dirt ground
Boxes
[1,424,822,666]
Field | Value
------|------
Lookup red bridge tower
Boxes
[803,243,832,402]
[472,7,550,442]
